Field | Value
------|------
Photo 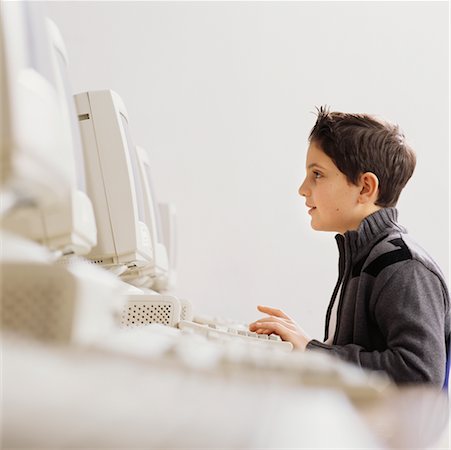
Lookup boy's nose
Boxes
[298,180,309,197]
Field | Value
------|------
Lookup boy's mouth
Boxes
[307,206,317,215]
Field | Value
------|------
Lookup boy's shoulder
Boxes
[363,230,446,283]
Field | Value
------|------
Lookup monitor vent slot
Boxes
[2,267,75,343]
[122,303,173,326]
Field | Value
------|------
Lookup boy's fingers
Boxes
[249,321,270,331]
[257,305,289,319]
[257,322,290,341]
[255,328,271,335]
[249,316,296,331]
[250,321,292,341]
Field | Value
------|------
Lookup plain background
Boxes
[42,1,449,338]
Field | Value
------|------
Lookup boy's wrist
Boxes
[294,336,312,351]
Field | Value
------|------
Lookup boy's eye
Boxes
[313,171,322,179]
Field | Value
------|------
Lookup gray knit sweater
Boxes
[306,208,450,385]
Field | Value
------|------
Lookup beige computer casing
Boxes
[74,90,153,268]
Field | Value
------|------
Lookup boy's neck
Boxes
[339,205,382,235]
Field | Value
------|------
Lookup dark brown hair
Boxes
[309,106,416,207]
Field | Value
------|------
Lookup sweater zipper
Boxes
[324,236,346,341]
[332,239,352,344]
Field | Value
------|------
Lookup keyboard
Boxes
[98,323,392,401]
[178,319,293,351]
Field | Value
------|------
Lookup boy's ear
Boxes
[358,172,379,203]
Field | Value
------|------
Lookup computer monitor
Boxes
[2,18,97,256]
[0,1,71,211]
[136,146,177,291]
[158,202,177,288]
[74,90,153,268]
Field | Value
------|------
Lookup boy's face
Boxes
[298,141,367,234]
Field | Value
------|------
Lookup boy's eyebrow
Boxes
[307,163,327,170]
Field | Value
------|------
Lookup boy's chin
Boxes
[310,220,339,233]
[311,222,326,232]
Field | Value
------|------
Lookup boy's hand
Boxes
[248,305,311,351]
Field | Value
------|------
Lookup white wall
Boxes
[42,1,449,339]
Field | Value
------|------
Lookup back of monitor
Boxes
[136,146,176,291]
[2,19,97,256]
[74,90,153,267]
[0,2,71,210]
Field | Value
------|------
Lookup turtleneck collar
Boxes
[335,207,406,261]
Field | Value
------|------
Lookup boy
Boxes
[249,107,450,386]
